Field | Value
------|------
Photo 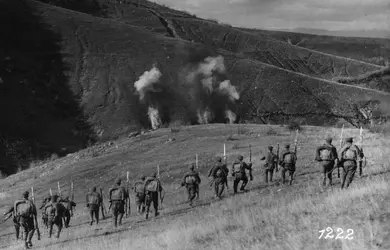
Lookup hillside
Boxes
[240,28,390,66]
[0,124,389,250]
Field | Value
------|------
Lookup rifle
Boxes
[338,124,344,178]
[157,164,163,210]
[293,129,299,155]
[195,154,199,199]
[57,182,62,199]
[276,143,280,172]
[223,144,229,190]
[70,182,75,216]
[31,187,41,240]
[359,127,364,177]
[249,144,253,181]
[125,171,130,217]
[99,187,106,219]
[49,188,53,197]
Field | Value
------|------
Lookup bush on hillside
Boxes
[369,122,390,135]
[287,121,302,131]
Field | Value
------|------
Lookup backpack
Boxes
[233,162,243,173]
[185,175,197,184]
[145,179,159,192]
[134,181,144,193]
[343,146,357,160]
[320,148,332,161]
[45,204,56,216]
[88,193,99,205]
[284,153,295,164]
[110,187,124,201]
[215,168,224,178]
[15,200,34,218]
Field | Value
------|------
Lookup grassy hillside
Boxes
[1,0,390,175]
[240,28,390,66]
[0,124,389,249]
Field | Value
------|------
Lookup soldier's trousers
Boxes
[320,160,335,186]
[233,174,248,193]
[214,178,225,198]
[48,216,62,238]
[186,185,197,205]
[111,200,125,227]
[63,209,71,228]
[281,164,295,185]
[341,162,357,189]
[19,217,35,244]
[135,193,146,213]
[12,217,21,240]
[42,212,48,228]
[145,191,159,219]
[88,204,100,225]
[264,169,274,183]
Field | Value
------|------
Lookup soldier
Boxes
[108,178,128,227]
[208,156,228,199]
[86,187,102,226]
[280,144,297,185]
[14,191,38,249]
[181,164,201,206]
[59,196,76,228]
[315,137,339,186]
[133,176,146,214]
[144,173,163,219]
[263,146,278,184]
[339,137,364,189]
[39,195,51,229]
[231,155,253,194]
[2,206,21,241]
[44,194,65,239]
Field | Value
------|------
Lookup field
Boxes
[0,124,389,249]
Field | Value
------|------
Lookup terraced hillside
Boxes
[0,124,389,250]
[1,0,390,175]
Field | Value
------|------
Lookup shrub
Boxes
[368,122,390,135]
[287,121,302,131]
[266,127,278,136]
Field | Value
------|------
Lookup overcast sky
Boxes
[153,0,389,32]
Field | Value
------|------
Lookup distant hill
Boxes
[280,28,390,39]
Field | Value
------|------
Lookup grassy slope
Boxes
[0,124,389,250]
[240,28,390,66]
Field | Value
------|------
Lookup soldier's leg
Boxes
[218,181,225,198]
[189,187,196,206]
[340,166,348,189]
[345,165,357,188]
[321,163,327,186]
[281,168,287,184]
[66,213,71,228]
[240,176,248,190]
[186,186,191,201]
[214,182,219,197]
[112,203,118,227]
[145,194,151,219]
[89,208,94,225]
[264,170,269,183]
[95,208,100,224]
[195,185,199,200]
[48,219,54,238]
[56,219,63,239]
[153,193,159,216]
[233,177,239,193]
[327,163,334,186]
[26,219,35,247]
[289,170,295,185]
[270,169,274,182]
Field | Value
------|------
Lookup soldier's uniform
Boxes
[264,146,277,183]
[144,173,163,219]
[133,176,146,214]
[231,155,253,193]
[44,194,65,239]
[182,165,201,206]
[59,196,76,228]
[14,191,37,249]
[315,137,339,186]
[3,206,21,241]
[208,157,228,199]
[280,144,297,185]
[109,178,128,227]
[39,195,51,228]
[339,137,364,189]
[86,187,102,225]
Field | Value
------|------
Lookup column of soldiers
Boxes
[3,135,364,248]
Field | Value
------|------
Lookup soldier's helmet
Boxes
[325,137,332,143]
[22,191,29,198]
[285,144,290,149]
[51,194,59,202]
[345,137,353,143]
[215,156,222,162]
[238,155,244,161]
[152,172,157,178]
[140,175,146,181]
[90,187,97,192]
[189,164,195,170]
[65,196,69,200]
[115,178,122,185]
[268,146,273,151]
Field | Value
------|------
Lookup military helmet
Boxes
[189,164,195,170]
[51,194,59,201]
[345,137,353,143]
[325,137,332,143]
[90,186,97,192]
[285,144,290,149]
[152,172,157,178]
[22,191,29,198]
[268,146,273,151]
[140,175,146,180]
[215,156,222,162]
[115,178,122,185]
[238,155,244,160]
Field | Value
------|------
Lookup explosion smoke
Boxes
[197,108,213,124]
[225,110,237,124]
[134,66,162,101]
[148,106,161,130]
[218,80,240,101]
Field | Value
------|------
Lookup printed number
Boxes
[325,227,334,239]
[335,228,344,239]
[345,229,354,240]
[319,229,325,239]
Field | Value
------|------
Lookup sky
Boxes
[153,0,389,34]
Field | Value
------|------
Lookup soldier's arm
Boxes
[208,167,213,177]
[196,173,201,184]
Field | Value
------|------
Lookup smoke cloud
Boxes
[197,108,213,124]
[218,80,240,102]
[148,107,162,129]
[134,66,162,101]
[225,110,237,124]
